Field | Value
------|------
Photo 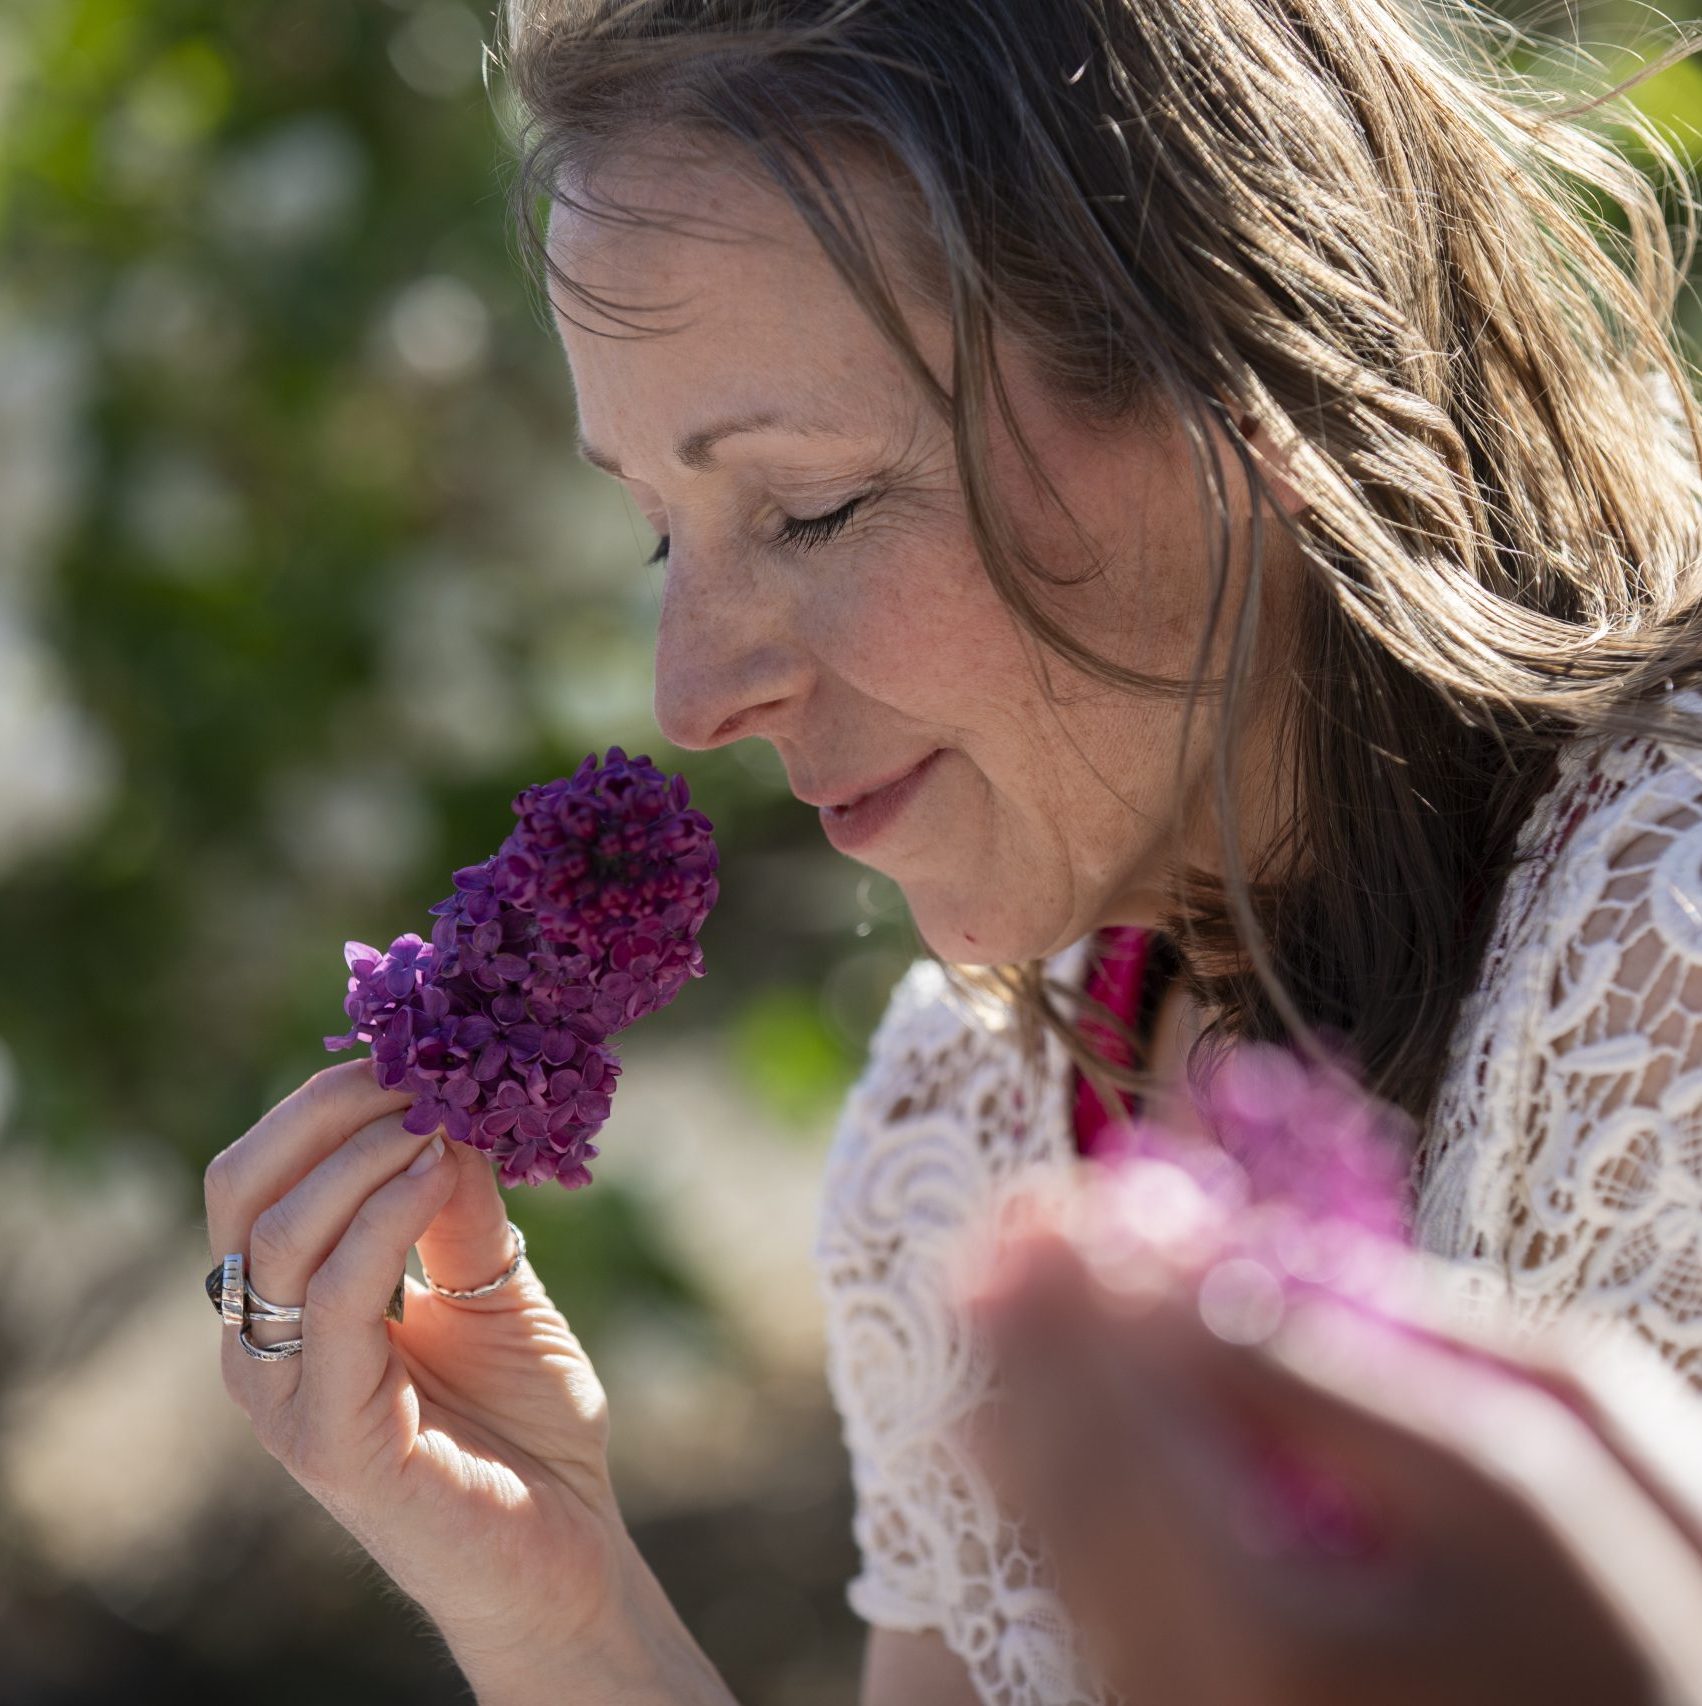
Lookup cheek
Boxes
[807,521,1039,726]
[987,400,1225,684]
[1030,497,1216,685]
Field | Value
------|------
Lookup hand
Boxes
[952,1195,1702,1706]
[204,1059,631,1665]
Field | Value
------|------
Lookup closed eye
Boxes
[776,495,864,551]
[642,494,868,566]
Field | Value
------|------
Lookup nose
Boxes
[650,543,812,751]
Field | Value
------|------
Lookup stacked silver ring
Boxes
[420,1219,526,1297]
[206,1220,527,1360]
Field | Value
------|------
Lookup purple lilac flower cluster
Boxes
[324,748,718,1190]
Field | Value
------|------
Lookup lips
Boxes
[814,749,945,855]
[797,755,943,811]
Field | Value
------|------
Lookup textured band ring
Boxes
[239,1325,304,1360]
[420,1219,526,1298]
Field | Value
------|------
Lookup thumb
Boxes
[413,1134,529,1299]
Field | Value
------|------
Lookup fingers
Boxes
[1253,1299,1702,1700]
[1246,1296,1600,1516]
[294,1132,459,1432]
[973,1230,1475,1705]
[219,1111,451,1417]
[240,1112,439,1340]
[1083,1262,1702,1675]
[967,1229,1287,1704]
[1005,1231,1505,1544]
[204,1058,414,1264]
[969,1195,1702,1706]
[966,1210,1532,1541]
[1309,1279,1702,1560]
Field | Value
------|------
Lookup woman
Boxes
[203,0,1702,1701]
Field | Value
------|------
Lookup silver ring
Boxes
[212,1252,302,1322]
[239,1325,303,1360]
[220,1253,246,1327]
[245,1277,303,1323]
[420,1219,525,1298]
[208,1256,405,1324]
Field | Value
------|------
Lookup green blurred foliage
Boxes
[732,988,862,1131]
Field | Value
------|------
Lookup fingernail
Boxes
[406,1133,446,1176]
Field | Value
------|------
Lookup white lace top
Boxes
[811,697,1702,1706]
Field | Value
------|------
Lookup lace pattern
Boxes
[813,694,1702,1705]
[1414,703,1702,1386]
[812,940,1115,1703]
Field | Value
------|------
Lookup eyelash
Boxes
[643,495,866,567]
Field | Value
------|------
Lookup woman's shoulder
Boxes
[863,934,1096,1048]
[1418,688,1702,1377]
[1477,690,1702,1026]
[1445,689,1702,1020]
[842,935,1093,1125]
[1525,687,1702,885]
[810,931,1119,1702]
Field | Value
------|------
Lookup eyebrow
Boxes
[575,410,857,478]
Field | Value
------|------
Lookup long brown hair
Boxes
[493,0,1702,1131]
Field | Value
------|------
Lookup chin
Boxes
[903,888,1085,969]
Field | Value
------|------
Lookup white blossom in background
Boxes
[0,301,118,880]
[204,112,368,249]
[0,612,118,878]
[379,273,492,384]
[388,0,486,99]
[0,308,89,590]
[265,757,434,892]
[512,470,670,597]
[530,623,661,746]
[116,440,251,578]
[379,546,529,772]
[100,257,248,380]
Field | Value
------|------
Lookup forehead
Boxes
[544,145,936,421]
[546,143,814,283]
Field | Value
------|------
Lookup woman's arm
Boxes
[446,1525,740,1706]
[958,1207,1702,1706]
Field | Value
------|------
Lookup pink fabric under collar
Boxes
[1072,925,1151,1157]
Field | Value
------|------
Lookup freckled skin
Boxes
[547,144,1306,968]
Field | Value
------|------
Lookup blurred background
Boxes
[0,0,1697,1701]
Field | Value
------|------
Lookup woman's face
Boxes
[548,148,1301,967]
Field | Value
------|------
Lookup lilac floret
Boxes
[325,749,717,1190]
[493,747,719,1025]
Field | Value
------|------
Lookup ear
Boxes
[1228,409,1311,524]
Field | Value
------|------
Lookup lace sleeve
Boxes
[1493,750,1702,1391]
[811,957,962,1633]
[810,945,1123,1701]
